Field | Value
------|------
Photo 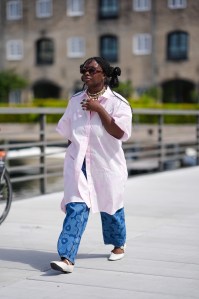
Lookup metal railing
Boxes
[0,107,199,196]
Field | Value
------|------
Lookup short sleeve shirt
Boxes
[56,87,132,215]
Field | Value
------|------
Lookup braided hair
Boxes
[80,57,121,88]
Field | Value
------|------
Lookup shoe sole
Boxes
[50,262,72,273]
[108,256,124,261]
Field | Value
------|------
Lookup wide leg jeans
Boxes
[57,203,126,264]
[57,161,126,264]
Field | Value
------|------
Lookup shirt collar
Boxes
[102,86,112,99]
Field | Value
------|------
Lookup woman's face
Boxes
[81,60,105,89]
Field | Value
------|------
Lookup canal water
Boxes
[12,176,64,201]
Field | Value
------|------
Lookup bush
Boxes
[0,97,199,124]
[142,86,162,101]
[113,80,134,99]
[32,98,68,108]
[129,99,199,124]
[0,69,28,103]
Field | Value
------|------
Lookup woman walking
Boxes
[50,57,132,273]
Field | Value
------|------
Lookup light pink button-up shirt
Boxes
[56,87,132,215]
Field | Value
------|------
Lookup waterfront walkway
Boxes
[0,167,199,299]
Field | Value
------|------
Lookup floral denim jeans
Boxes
[57,160,126,264]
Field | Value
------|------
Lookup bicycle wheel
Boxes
[0,170,12,224]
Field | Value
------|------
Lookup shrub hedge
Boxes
[129,97,199,124]
[0,97,199,124]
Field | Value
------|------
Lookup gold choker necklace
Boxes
[87,87,106,100]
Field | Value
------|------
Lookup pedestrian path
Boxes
[0,167,199,299]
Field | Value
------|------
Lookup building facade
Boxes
[0,0,199,102]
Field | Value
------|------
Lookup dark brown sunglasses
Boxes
[80,67,102,76]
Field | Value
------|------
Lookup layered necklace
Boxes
[87,86,106,101]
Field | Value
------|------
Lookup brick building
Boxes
[0,0,199,103]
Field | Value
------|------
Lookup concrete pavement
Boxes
[0,167,199,299]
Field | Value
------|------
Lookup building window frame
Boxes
[67,0,84,16]
[9,90,21,104]
[100,35,118,62]
[6,0,22,20]
[36,38,54,65]
[133,0,151,12]
[36,0,53,18]
[133,34,151,55]
[99,0,119,19]
[167,31,189,61]
[6,40,23,61]
[168,0,187,9]
[67,37,85,58]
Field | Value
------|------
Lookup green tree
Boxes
[113,80,134,99]
[142,86,162,102]
[0,69,28,103]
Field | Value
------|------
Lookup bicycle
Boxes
[0,150,12,224]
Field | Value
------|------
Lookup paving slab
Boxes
[0,167,199,299]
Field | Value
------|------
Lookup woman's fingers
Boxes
[81,98,99,111]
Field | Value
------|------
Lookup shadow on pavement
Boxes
[0,248,108,272]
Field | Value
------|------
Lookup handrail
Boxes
[0,107,65,114]
[0,107,199,197]
[0,107,199,115]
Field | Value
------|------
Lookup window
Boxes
[6,40,23,60]
[100,35,118,62]
[133,34,151,55]
[67,0,84,16]
[99,0,119,19]
[7,0,22,20]
[133,0,151,11]
[167,31,188,61]
[36,38,54,65]
[9,90,21,103]
[168,0,187,9]
[36,0,53,18]
[67,37,85,58]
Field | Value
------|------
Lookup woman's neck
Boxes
[87,84,105,94]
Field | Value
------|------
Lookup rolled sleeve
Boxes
[56,100,71,140]
[113,103,132,142]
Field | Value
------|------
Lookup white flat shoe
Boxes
[50,260,74,273]
[108,244,126,261]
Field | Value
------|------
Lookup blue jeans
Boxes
[57,160,126,264]
[57,203,126,264]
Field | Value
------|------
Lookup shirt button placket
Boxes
[85,112,92,209]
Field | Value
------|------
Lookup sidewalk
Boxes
[0,167,199,299]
